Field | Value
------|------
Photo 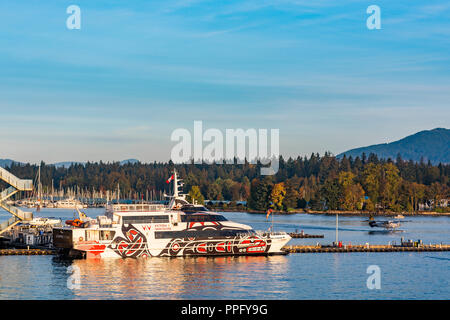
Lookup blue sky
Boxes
[0,0,449,163]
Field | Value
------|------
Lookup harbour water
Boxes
[0,208,449,299]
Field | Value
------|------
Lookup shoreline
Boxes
[210,208,450,217]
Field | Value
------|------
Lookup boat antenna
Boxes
[173,169,179,198]
[164,169,187,209]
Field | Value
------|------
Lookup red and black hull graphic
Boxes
[160,235,271,257]
[159,225,271,256]
[109,224,151,258]
[108,223,271,258]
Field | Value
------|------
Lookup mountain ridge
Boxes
[2,128,449,167]
[337,128,450,164]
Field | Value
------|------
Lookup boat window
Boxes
[100,231,115,240]
[181,214,227,223]
[155,229,248,239]
[181,205,208,213]
[122,215,169,224]
[85,230,99,241]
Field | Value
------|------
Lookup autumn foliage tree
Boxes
[338,171,365,211]
[187,186,205,205]
[4,152,448,213]
[269,182,286,210]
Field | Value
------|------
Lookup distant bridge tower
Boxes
[0,167,33,235]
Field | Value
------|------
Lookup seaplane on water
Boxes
[367,216,402,230]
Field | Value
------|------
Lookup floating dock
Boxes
[288,232,324,238]
[282,244,450,253]
[0,248,55,255]
[1,245,449,255]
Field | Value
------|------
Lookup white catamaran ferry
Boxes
[53,171,291,258]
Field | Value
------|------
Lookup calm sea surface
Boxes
[0,208,449,299]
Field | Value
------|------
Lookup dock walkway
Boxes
[283,244,450,253]
[288,232,324,238]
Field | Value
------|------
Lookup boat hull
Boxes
[55,226,291,259]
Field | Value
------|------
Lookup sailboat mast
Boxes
[38,164,41,199]
[335,214,339,244]
[37,164,42,211]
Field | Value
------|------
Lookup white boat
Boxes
[16,199,44,208]
[53,171,291,259]
[26,217,62,226]
[53,198,87,209]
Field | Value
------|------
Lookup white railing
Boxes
[255,231,288,237]
[0,167,33,191]
[0,186,18,202]
[111,204,165,212]
[0,202,33,220]
[0,167,34,233]
[0,216,20,235]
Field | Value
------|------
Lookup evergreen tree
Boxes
[248,178,273,211]
[187,186,205,205]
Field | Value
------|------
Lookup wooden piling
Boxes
[0,248,55,255]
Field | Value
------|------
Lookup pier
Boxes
[288,232,324,238]
[282,244,450,253]
[1,244,449,255]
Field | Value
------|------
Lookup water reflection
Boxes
[69,255,290,299]
[424,256,450,261]
[368,230,405,235]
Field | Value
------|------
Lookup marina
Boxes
[1,0,450,304]
[0,167,448,258]
[1,166,449,300]
[0,210,449,300]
